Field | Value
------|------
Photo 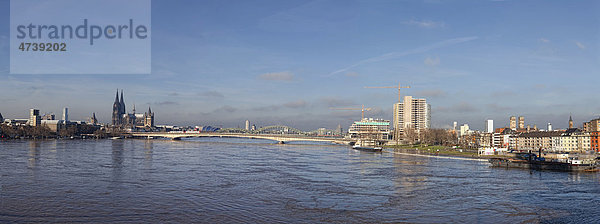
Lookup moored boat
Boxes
[489,153,598,172]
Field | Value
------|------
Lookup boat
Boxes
[352,139,383,152]
[489,153,599,172]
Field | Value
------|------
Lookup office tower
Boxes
[392,96,430,139]
[29,108,41,127]
[453,121,457,131]
[510,116,516,130]
[486,119,493,133]
[518,116,525,129]
[548,123,553,131]
[245,120,250,131]
[62,107,69,121]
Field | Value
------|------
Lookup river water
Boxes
[1,138,598,223]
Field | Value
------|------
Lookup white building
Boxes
[348,118,391,141]
[486,119,494,133]
[459,124,470,137]
[392,96,430,138]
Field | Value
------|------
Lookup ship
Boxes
[352,139,383,152]
[489,153,599,172]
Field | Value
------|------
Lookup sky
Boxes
[0,0,599,131]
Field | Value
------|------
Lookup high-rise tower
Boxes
[510,116,516,130]
[518,116,525,129]
[392,96,430,140]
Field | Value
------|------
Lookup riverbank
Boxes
[385,144,513,160]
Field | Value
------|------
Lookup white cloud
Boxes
[404,19,445,28]
[424,56,440,66]
[575,41,586,50]
[258,71,294,81]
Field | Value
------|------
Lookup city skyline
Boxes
[0,0,599,130]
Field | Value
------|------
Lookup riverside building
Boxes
[348,118,391,141]
[392,96,430,140]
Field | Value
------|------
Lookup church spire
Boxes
[115,89,119,103]
[120,90,124,104]
[120,90,126,114]
[569,114,574,129]
[148,106,152,114]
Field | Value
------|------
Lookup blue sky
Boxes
[0,0,599,131]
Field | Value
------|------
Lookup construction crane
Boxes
[331,105,372,120]
[364,82,410,102]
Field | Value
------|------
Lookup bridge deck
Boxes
[128,132,356,144]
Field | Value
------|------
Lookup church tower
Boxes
[120,90,126,115]
[569,115,574,129]
[144,106,154,127]
[112,90,122,126]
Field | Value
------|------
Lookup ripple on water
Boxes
[0,139,599,223]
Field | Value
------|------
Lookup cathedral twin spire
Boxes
[112,89,154,127]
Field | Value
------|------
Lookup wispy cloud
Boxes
[404,19,445,28]
[539,38,550,43]
[575,41,586,50]
[319,97,355,107]
[424,56,440,66]
[258,71,294,81]
[284,100,307,108]
[327,36,478,76]
[199,90,225,98]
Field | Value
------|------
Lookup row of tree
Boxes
[402,128,460,147]
[0,124,101,139]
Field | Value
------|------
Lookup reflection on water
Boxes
[27,141,41,170]
[393,151,428,194]
[1,139,599,223]
[143,140,153,168]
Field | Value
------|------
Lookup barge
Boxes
[489,153,599,172]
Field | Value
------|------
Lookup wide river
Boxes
[1,138,599,223]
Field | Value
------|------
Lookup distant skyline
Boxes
[0,0,599,131]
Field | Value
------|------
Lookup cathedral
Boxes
[112,90,154,128]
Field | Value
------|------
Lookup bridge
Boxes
[127,132,357,145]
